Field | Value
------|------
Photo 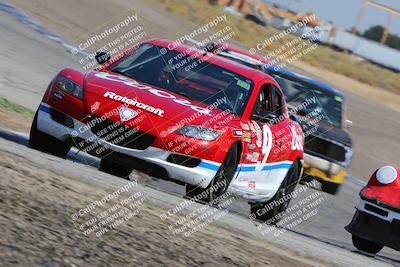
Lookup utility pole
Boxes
[381,13,393,44]
[352,0,400,45]
[353,0,366,35]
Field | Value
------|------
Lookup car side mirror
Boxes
[344,119,353,128]
[289,113,298,122]
[297,109,309,116]
[252,112,279,125]
[95,51,111,65]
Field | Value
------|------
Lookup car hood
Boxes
[83,71,233,126]
[361,168,400,210]
[299,118,352,147]
[362,184,400,210]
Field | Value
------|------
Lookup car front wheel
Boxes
[352,235,383,254]
[99,158,132,179]
[321,181,340,195]
[29,109,71,158]
[185,145,238,204]
[250,160,301,223]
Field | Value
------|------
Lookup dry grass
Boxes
[0,97,34,118]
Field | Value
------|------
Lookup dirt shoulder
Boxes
[0,107,32,132]
[0,142,335,266]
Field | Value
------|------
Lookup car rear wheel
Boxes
[99,158,132,179]
[250,160,301,223]
[29,109,71,158]
[321,181,340,195]
[185,145,238,204]
[352,235,383,254]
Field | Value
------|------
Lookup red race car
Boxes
[346,166,400,254]
[29,39,304,220]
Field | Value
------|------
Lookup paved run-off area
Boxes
[0,131,393,267]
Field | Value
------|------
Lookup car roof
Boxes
[214,45,344,99]
[221,45,271,65]
[263,65,345,98]
[147,39,275,84]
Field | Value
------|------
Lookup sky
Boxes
[263,0,400,35]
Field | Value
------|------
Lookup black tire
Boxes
[185,145,238,204]
[300,173,314,184]
[352,235,383,254]
[321,181,340,195]
[250,160,301,223]
[29,110,71,158]
[99,158,132,179]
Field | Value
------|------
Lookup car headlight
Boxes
[55,75,83,99]
[376,166,397,184]
[175,126,221,141]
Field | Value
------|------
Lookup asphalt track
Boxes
[0,1,399,266]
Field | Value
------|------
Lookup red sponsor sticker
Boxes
[248,181,256,189]
[91,101,101,113]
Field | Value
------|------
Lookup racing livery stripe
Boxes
[239,163,292,172]
[198,161,220,171]
[39,104,51,113]
[199,160,292,172]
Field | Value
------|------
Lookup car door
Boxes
[269,85,289,162]
[250,83,282,167]
[270,85,303,161]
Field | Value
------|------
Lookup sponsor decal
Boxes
[251,152,260,163]
[249,122,256,132]
[290,125,303,151]
[243,132,252,143]
[256,140,262,147]
[253,121,262,148]
[53,90,64,100]
[246,154,253,161]
[248,144,256,150]
[232,129,243,137]
[91,101,101,113]
[248,181,256,189]
[95,72,211,115]
[119,107,138,122]
[236,79,251,90]
[334,95,343,103]
[103,91,164,117]
[240,122,250,131]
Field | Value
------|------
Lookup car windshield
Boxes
[269,73,343,128]
[108,44,254,116]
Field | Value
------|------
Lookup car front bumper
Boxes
[345,200,400,251]
[228,160,303,203]
[303,153,346,184]
[37,103,219,188]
